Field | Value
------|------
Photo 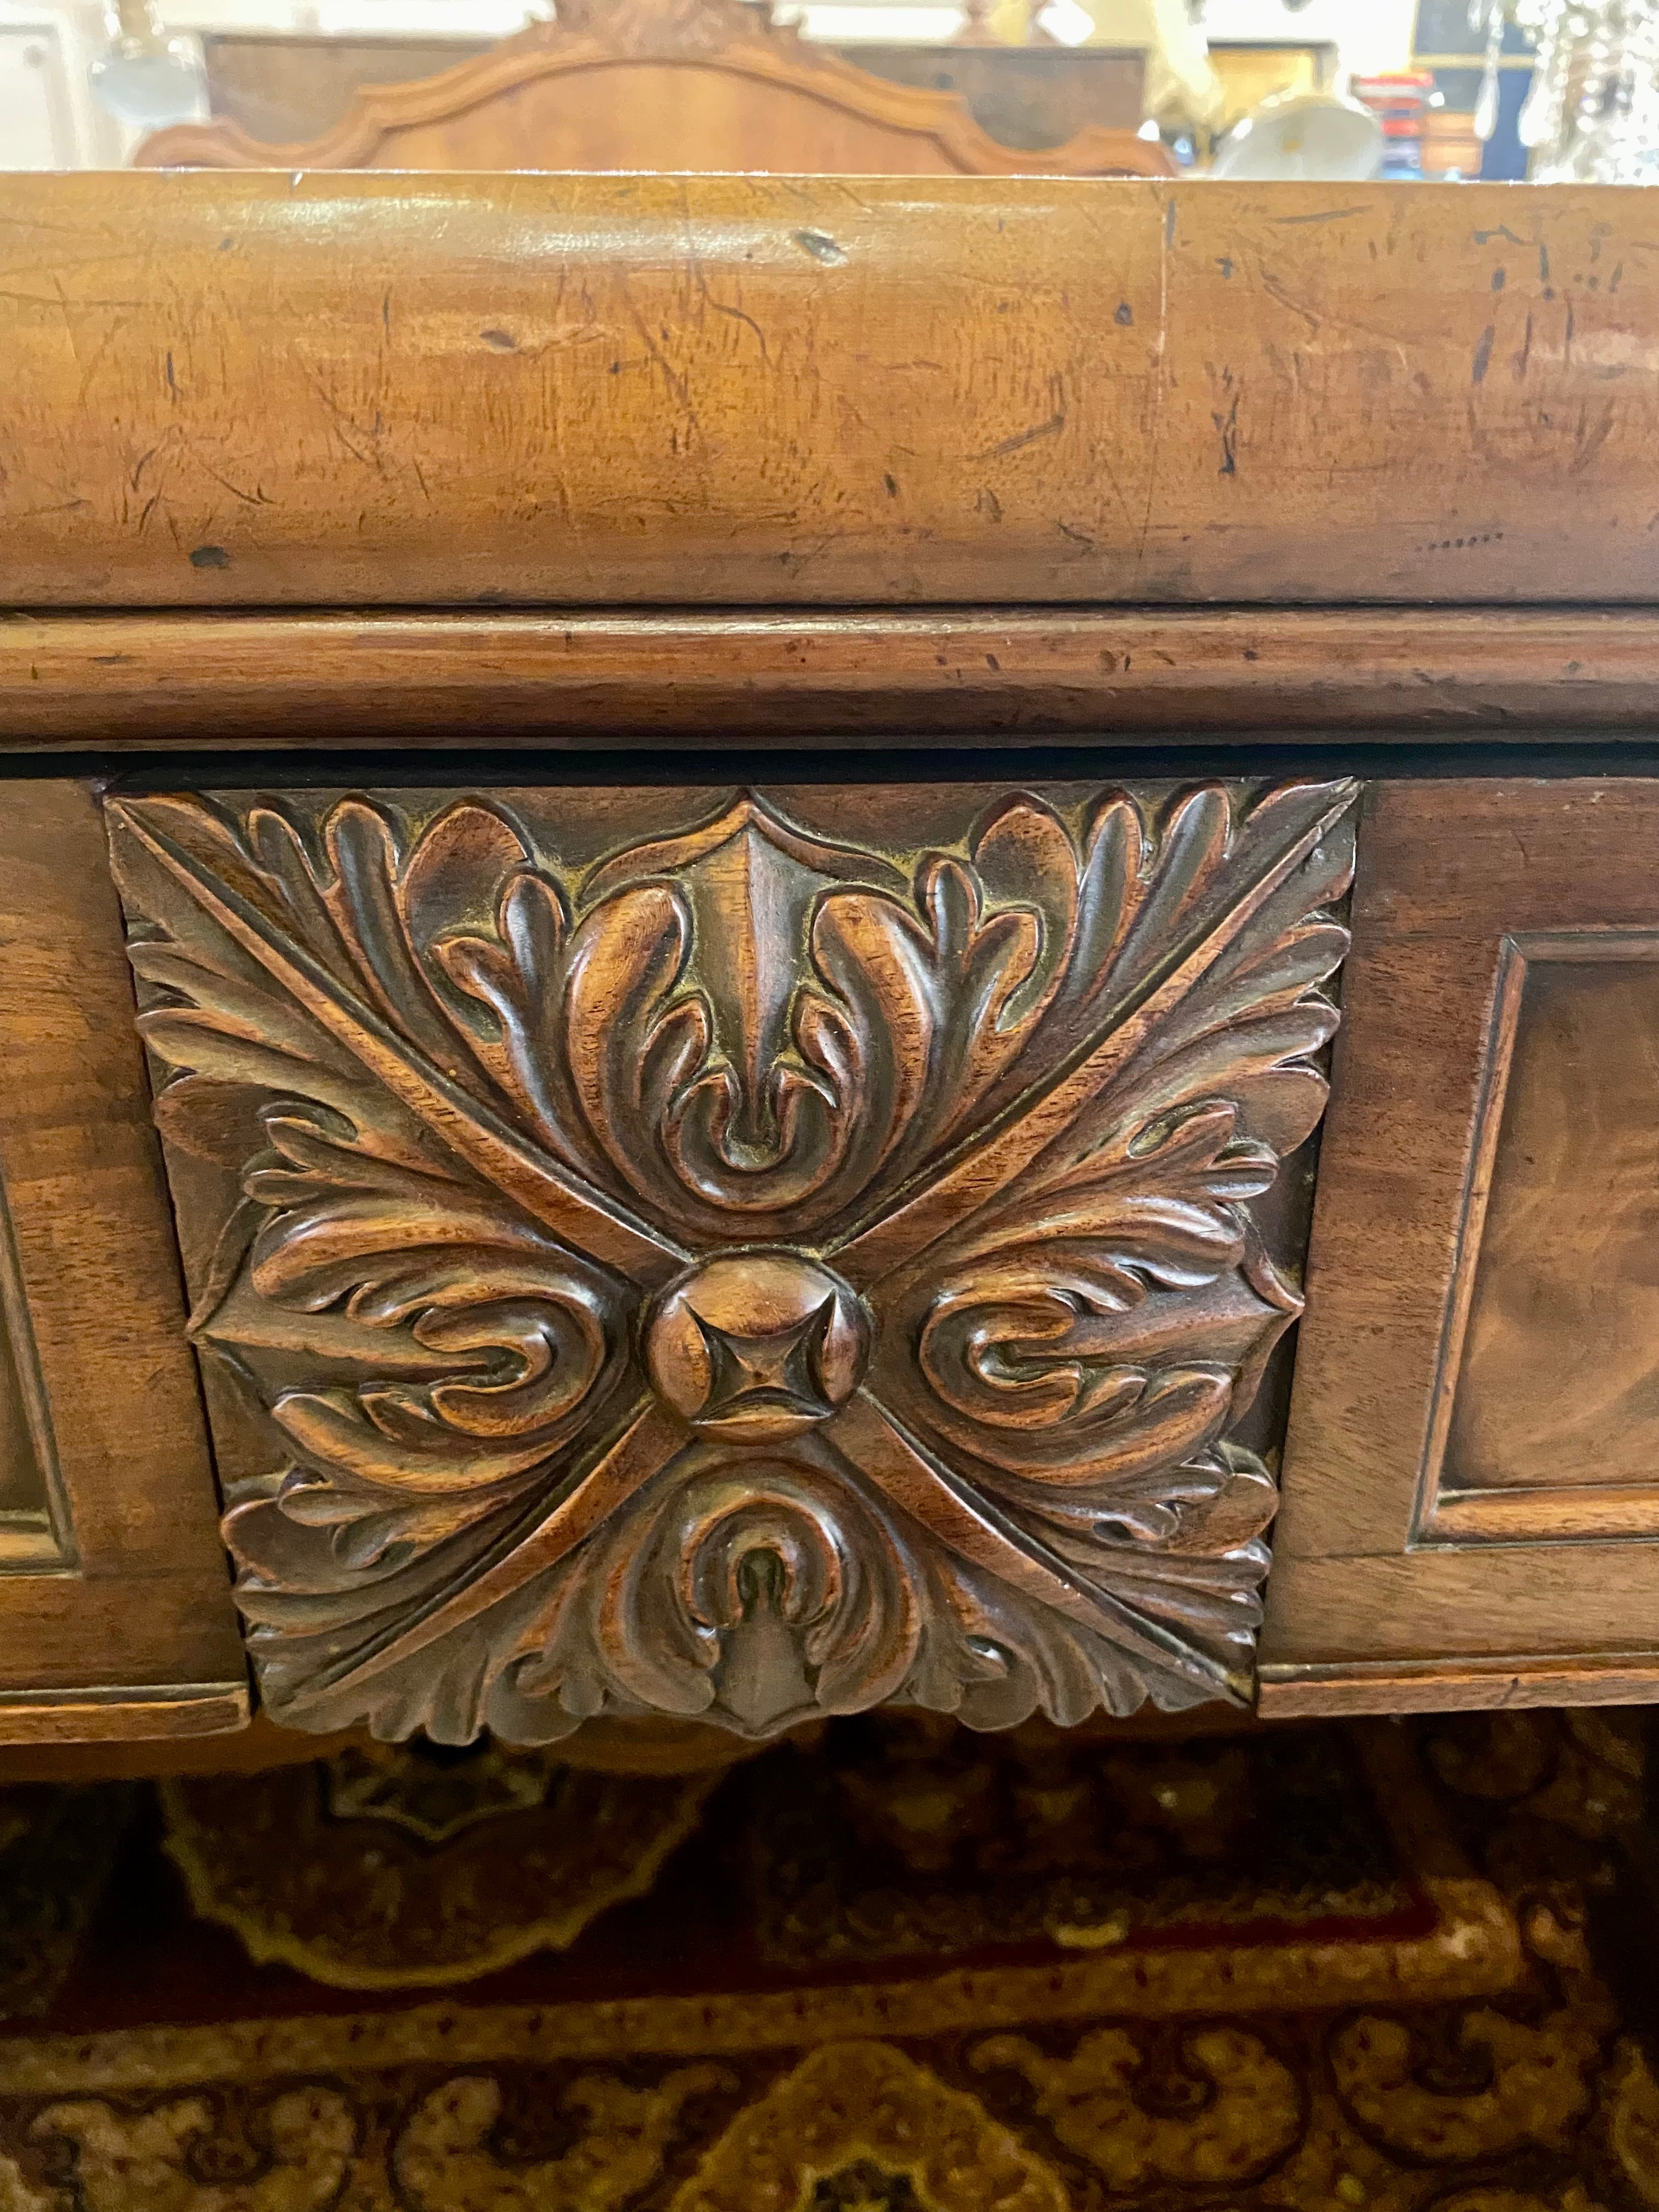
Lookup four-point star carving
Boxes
[645,1250,871,1441]
[109,780,1356,1743]
[692,1303,836,1427]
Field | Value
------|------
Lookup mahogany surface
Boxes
[0,787,246,1741]
[1261,780,1659,1715]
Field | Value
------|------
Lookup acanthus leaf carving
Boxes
[108,780,1356,1742]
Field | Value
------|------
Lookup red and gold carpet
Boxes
[0,1708,1649,2212]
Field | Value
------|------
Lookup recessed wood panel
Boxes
[1439,940,1659,1531]
[0,1178,64,1567]
[0,785,246,1741]
[1262,780,1659,1716]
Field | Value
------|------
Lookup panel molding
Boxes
[0,1159,69,1570]
[1263,779,1659,1717]
[1416,928,1659,1548]
[18,610,1659,748]
[0,782,247,1736]
[1259,1650,1659,1718]
[0,1682,250,1744]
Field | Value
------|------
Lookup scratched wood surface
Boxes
[5,173,1658,610]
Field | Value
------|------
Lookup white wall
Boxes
[1198,0,1419,87]
[0,0,137,163]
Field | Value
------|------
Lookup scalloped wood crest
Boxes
[133,0,1173,176]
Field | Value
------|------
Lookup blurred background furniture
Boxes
[134,0,1175,171]
[188,21,1150,151]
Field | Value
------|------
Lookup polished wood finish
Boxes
[136,0,1168,177]
[10,175,1659,611]
[108,779,1351,1743]
[1261,780,1659,1716]
[0,1182,58,1555]
[0,785,246,1742]
[18,609,1659,747]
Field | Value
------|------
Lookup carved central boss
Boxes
[109,782,1356,1743]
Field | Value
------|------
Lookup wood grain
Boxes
[8,176,1659,609]
[1261,780,1659,1716]
[0,785,246,1740]
[108,778,1352,1743]
[136,0,1169,178]
[15,609,1659,746]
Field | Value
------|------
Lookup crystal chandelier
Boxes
[1470,0,1659,180]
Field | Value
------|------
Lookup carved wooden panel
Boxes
[108,780,1355,1743]
[1262,778,1659,1717]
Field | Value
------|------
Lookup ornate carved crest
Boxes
[108,781,1355,1742]
[547,0,792,56]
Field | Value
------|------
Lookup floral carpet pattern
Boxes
[0,1711,1650,2212]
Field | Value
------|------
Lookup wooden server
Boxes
[2,171,1657,1751]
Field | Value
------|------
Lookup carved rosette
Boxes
[108,782,1355,1743]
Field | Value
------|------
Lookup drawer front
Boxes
[1262,778,1659,1714]
[107,778,1356,1743]
[0,785,245,1742]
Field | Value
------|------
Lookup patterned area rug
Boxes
[0,1710,1651,2212]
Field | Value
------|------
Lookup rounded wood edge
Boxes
[134,25,1173,175]
[8,607,1659,745]
[1258,1657,1659,1718]
[0,1683,250,1747]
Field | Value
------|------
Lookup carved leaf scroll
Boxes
[108,781,1355,1743]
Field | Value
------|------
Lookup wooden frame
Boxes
[1261,780,1659,1717]
[0,785,246,1741]
[10,173,1659,1739]
[134,0,1171,177]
